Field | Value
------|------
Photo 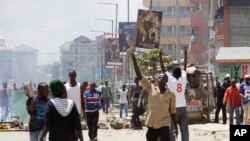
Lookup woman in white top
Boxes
[118,84,128,118]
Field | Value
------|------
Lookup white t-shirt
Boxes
[166,70,188,108]
[118,89,128,104]
[65,82,81,114]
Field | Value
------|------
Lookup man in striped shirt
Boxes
[84,82,104,141]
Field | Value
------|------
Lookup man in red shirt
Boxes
[223,79,242,125]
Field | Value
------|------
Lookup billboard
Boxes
[135,9,162,52]
[119,22,136,52]
[103,38,121,64]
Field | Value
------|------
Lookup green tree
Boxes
[137,48,174,78]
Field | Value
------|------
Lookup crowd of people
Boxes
[1,48,250,141]
[0,48,191,141]
[214,73,250,125]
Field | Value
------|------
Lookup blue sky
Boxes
[0,0,144,64]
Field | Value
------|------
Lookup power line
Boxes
[38,52,60,55]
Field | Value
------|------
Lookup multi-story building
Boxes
[11,45,38,84]
[223,0,250,47]
[0,44,38,85]
[215,0,250,79]
[189,0,210,65]
[95,33,113,81]
[143,0,190,59]
[60,35,98,82]
[0,46,12,83]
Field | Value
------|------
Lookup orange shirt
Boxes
[223,86,241,107]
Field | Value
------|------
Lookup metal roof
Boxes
[216,47,250,63]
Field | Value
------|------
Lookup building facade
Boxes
[11,45,38,85]
[189,0,210,65]
[0,44,38,85]
[216,47,250,81]
[214,0,250,79]
[0,46,12,83]
[60,36,98,82]
[224,0,250,47]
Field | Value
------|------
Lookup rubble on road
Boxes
[0,117,27,132]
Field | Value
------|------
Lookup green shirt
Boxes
[102,85,111,98]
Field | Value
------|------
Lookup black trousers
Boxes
[131,107,145,129]
[86,111,99,139]
[146,126,170,141]
[215,102,227,123]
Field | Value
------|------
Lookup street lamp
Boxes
[96,19,114,38]
[190,28,196,43]
[97,2,118,39]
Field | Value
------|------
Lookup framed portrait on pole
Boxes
[135,9,162,52]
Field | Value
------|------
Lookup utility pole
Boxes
[128,0,130,22]
[150,0,153,10]
[96,19,114,38]
[97,3,118,39]
[176,0,181,64]
[115,4,118,39]
[123,0,130,83]
[208,0,217,75]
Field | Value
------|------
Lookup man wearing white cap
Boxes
[239,75,250,124]
[222,74,231,92]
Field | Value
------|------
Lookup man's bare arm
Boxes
[159,48,166,73]
[131,52,143,80]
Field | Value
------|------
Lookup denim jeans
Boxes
[29,129,46,141]
[119,103,128,118]
[229,104,241,125]
[170,107,189,141]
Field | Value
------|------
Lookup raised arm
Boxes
[130,50,143,80]
[159,48,166,73]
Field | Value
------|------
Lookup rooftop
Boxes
[11,45,38,52]
[216,47,250,63]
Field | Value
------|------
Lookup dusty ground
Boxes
[0,106,230,141]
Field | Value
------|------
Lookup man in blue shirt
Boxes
[26,82,49,141]
[239,75,250,125]
[84,82,104,141]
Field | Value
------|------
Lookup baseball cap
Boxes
[225,74,230,77]
[245,75,250,78]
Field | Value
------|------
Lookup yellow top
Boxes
[140,78,176,129]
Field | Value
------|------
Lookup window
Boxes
[180,26,189,36]
[161,25,175,36]
[180,6,190,17]
[163,6,173,18]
